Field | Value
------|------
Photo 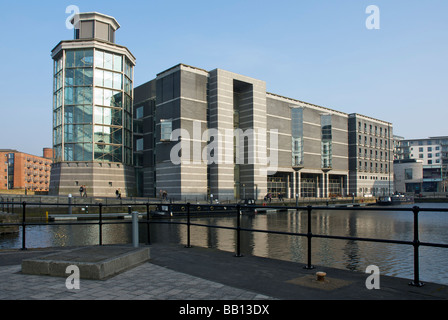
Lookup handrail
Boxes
[2,200,448,287]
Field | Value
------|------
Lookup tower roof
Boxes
[71,12,120,31]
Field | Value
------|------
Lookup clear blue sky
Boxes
[1,0,447,156]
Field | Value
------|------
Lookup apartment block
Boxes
[394,136,448,192]
[0,149,53,192]
[348,114,394,197]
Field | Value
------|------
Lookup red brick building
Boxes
[0,149,53,193]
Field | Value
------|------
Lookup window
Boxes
[405,168,413,180]
[135,106,144,119]
[136,138,143,151]
[160,119,172,141]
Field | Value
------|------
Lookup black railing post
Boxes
[409,206,424,287]
[146,203,151,245]
[235,204,243,257]
[21,202,27,251]
[304,205,314,269]
[185,203,192,248]
[99,203,103,246]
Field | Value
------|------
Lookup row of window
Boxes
[357,122,389,137]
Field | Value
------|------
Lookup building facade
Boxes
[348,114,394,197]
[49,12,136,197]
[48,13,394,200]
[0,149,53,193]
[134,64,394,200]
[394,136,448,192]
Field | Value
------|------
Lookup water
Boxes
[1,203,448,285]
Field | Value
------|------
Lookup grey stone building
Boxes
[134,64,394,200]
[49,12,394,200]
[348,114,394,197]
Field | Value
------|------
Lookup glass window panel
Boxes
[94,69,103,87]
[65,144,74,161]
[84,50,93,67]
[64,124,74,143]
[65,69,74,86]
[74,69,84,86]
[104,52,113,70]
[66,51,75,68]
[84,87,93,104]
[104,71,113,88]
[103,89,113,106]
[74,50,85,67]
[113,55,122,72]
[65,87,74,105]
[64,106,74,124]
[103,107,112,125]
[136,138,143,151]
[111,108,122,125]
[94,50,104,68]
[135,106,143,119]
[84,69,93,85]
[94,106,103,124]
[160,119,172,141]
[112,128,122,144]
[112,91,122,108]
[57,90,63,108]
[74,105,84,123]
[113,73,122,90]
[95,88,104,105]
[113,146,123,163]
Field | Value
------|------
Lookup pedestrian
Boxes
[118,188,122,199]
[83,185,87,198]
[79,185,84,197]
[115,189,119,199]
[163,190,167,201]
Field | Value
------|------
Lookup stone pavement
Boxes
[0,245,272,301]
[0,243,447,301]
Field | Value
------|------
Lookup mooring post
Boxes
[131,206,139,248]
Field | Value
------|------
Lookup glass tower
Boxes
[50,12,136,196]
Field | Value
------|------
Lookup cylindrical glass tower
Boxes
[50,12,136,197]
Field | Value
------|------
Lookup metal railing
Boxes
[1,200,448,287]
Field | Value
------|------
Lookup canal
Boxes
[1,202,448,286]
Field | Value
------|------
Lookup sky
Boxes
[0,0,447,156]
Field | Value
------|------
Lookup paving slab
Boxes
[21,245,150,280]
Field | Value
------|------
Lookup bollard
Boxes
[316,272,326,282]
[68,194,73,215]
[132,209,139,248]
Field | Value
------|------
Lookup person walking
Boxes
[82,185,88,197]
[79,185,84,197]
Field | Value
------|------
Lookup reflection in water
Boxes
[1,203,448,285]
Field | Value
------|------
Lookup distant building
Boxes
[393,159,423,193]
[0,149,53,193]
[394,136,448,192]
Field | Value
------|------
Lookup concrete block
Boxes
[21,246,150,280]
